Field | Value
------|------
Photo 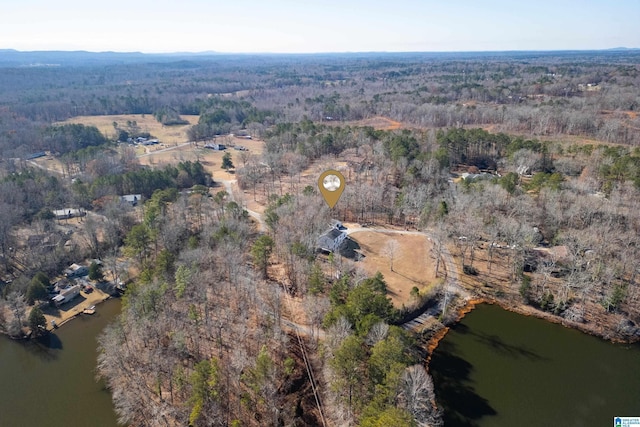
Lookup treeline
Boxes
[0,168,68,221]
[187,98,277,141]
[2,51,639,152]
[43,123,109,154]
[77,160,212,201]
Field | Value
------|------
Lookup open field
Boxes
[59,114,199,144]
[331,116,405,130]
[137,135,265,181]
[348,230,437,307]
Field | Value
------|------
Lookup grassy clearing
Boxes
[349,231,437,308]
[59,114,199,144]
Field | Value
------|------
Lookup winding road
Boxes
[220,178,266,232]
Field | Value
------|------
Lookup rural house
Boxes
[64,263,89,278]
[204,142,226,151]
[52,284,81,307]
[52,208,84,220]
[317,228,347,253]
[121,194,142,206]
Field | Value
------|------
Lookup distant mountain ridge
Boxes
[0,48,638,68]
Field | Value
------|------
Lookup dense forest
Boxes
[0,50,639,426]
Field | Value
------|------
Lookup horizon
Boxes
[2,0,640,54]
[1,47,638,56]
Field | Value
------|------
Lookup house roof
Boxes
[323,228,344,240]
[121,194,142,202]
[53,208,82,217]
[60,284,81,297]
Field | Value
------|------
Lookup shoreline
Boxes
[42,283,118,333]
[2,293,115,340]
[47,294,113,331]
[425,296,639,364]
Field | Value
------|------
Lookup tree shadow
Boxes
[451,320,546,361]
[470,330,547,361]
[41,304,61,317]
[96,280,117,296]
[391,269,425,285]
[431,339,497,427]
[18,333,63,362]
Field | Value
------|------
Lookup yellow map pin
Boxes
[318,169,345,208]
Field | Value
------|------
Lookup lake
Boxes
[430,303,640,427]
[0,299,120,427]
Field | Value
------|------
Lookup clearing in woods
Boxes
[348,230,437,307]
[56,114,266,183]
[59,114,199,144]
[136,135,265,182]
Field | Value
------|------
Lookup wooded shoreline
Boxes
[425,296,640,366]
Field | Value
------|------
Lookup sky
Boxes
[1,0,639,53]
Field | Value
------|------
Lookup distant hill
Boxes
[0,50,227,67]
[606,47,640,51]
[1,48,639,68]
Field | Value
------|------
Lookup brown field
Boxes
[349,231,437,307]
[59,114,199,144]
[328,116,406,130]
[137,136,265,182]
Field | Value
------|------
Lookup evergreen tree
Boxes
[28,307,47,336]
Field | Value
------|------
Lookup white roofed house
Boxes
[121,194,142,206]
[52,284,81,307]
[317,228,347,253]
[52,208,84,220]
[64,263,89,278]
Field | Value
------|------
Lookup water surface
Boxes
[431,304,640,427]
[0,299,120,427]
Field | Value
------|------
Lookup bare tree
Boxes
[365,321,389,346]
[399,365,443,427]
[382,239,401,272]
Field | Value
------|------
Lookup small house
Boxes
[204,142,226,151]
[121,194,142,206]
[26,152,46,160]
[52,208,84,220]
[64,263,89,278]
[52,284,81,307]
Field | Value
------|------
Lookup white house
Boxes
[121,194,142,206]
[52,208,84,220]
[52,284,81,307]
[64,263,89,278]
